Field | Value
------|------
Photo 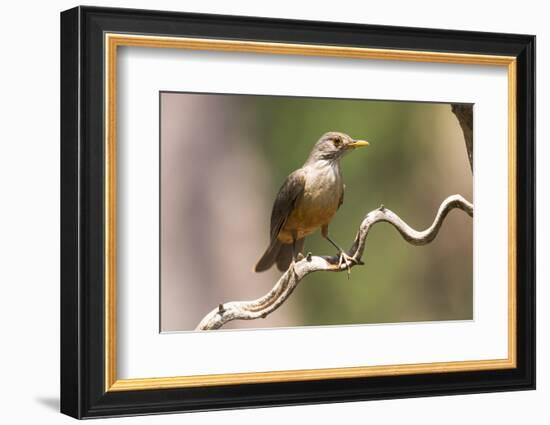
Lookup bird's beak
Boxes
[347,139,369,149]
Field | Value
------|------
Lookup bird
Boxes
[254,131,369,273]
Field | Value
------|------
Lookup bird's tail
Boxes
[254,238,305,273]
[254,240,282,272]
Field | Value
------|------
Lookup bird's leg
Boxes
[321,225,357,278]
[291,231,304,262]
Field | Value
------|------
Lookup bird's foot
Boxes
[295,252,305,261]
[337,252,359,279]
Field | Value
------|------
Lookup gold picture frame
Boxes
[104,34,517,392]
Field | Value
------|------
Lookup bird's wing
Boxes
[338,183,345,209]
[269,169,306,242]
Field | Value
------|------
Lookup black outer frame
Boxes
[60,5,535,419]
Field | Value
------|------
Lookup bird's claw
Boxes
[337,252,358,279]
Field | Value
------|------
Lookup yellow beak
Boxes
[348,140,369,148]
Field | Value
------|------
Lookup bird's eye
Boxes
[333,138,342,147]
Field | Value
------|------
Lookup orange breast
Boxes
[278,164,343,243]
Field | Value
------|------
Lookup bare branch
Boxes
[451,104,473,171]
[196,194,473,331]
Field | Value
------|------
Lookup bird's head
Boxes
[307,132,369,163]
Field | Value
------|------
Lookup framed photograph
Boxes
[60,6,535,419]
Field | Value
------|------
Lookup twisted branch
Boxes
[451,104,473,171]
[196,194,473,330]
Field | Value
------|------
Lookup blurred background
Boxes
[160,92,473,332]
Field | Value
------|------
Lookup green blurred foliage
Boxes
[239,95,472,326]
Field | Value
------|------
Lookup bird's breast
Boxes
[280,163,343,242]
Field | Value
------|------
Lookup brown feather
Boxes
[275,238,305,272]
